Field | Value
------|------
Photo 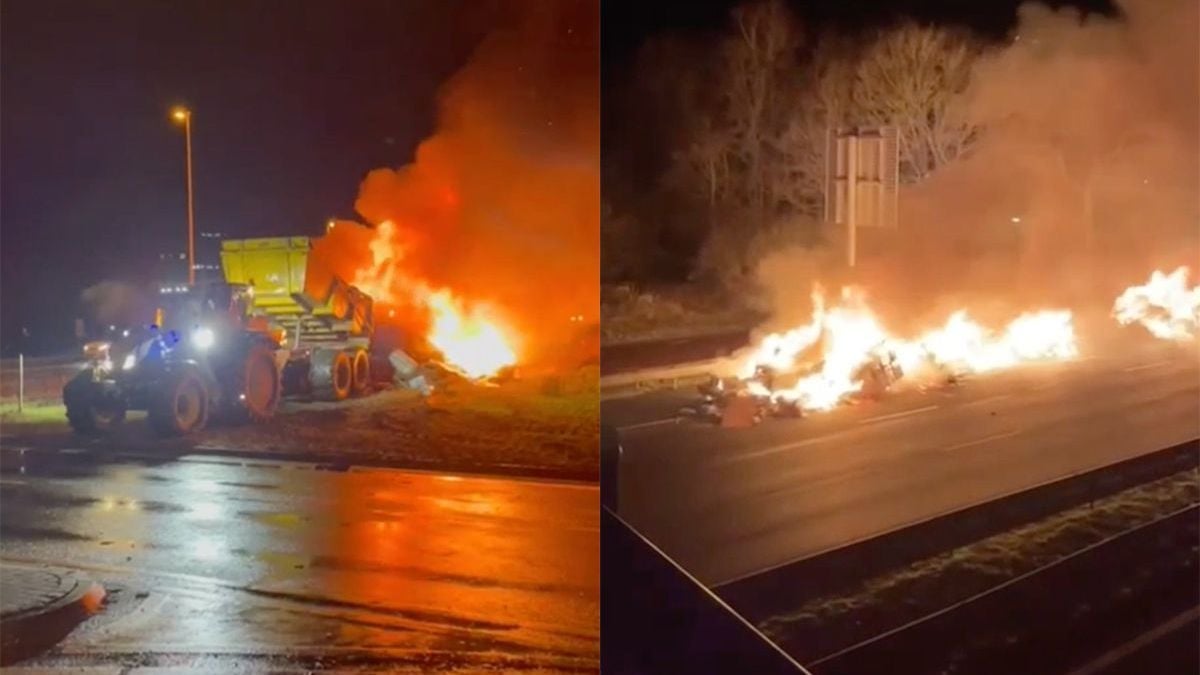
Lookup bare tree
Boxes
[719,0,802,224]
[769,38,856,217]
[850,24,980,181]
[668,115,736,223]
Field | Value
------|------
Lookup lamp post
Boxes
[171,106,195,285]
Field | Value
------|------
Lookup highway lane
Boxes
[0,450,598,670]
[606,338,1199,587]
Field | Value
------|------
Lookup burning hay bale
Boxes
[680,350,907,427]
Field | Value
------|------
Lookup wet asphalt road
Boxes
[606,335,1200,587]
[0,450,598,671]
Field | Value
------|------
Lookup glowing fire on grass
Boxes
[738,286,1078,412]
[1112,267,1200,341]
[354,220,519,379]
[425,290,518,379]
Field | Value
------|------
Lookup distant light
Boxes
[122,329,130,337]
[171,106,190,122]
[327,219,336,231]
[122,353,137,370]
[1010,216,1021,224]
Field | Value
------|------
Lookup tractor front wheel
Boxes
[148,366,209,437]
[63,375,126,435]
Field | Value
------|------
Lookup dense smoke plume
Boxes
[349,0,598,370]
[758,0,1198,331]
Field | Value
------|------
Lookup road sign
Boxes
[824,127,899,266]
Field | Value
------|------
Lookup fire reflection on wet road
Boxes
[0,449,598,671]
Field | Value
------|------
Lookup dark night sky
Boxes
[1,0,497,355]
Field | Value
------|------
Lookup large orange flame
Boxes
[425,290,517,379]
[353,220,519,379]
[738,286,1078,412]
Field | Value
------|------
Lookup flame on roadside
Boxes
[425,290,518,379]
[738,286,1078,412]
[1112,266,1200,340]
[353,220,518,379]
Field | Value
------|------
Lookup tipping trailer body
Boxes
[220,236,374,351]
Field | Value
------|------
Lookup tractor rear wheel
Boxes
[310,348,352,401]
[225,343,281,423]
[63,375,126,435]
[148,366,209,436]
[350,349,370,396]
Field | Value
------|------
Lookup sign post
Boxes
[825,127,899,267]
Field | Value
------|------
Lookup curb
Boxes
[0,564,106,665]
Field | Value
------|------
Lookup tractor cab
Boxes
[153,282,284,349]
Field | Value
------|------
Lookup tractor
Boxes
[64,235,377,436]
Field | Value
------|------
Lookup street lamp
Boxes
[171,106,195,285]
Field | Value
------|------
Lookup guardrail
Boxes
[603,506,809,674]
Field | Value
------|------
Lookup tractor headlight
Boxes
[191,327,216,351]
[121,353,137,371]
[83,341,111,361]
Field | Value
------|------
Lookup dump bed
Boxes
[221,236,373,348]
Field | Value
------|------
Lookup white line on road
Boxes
[618,418,679,432]
[1065,605,1200,675]
[960,393,1013,408]
[857,405,939,425]
[940,430,1020,452]
[730,430,856,463]
[1122,360,1173,373]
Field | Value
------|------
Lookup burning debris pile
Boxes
[1112,266,1200,341]
[308,1,596,389]
[681,286,1079,426]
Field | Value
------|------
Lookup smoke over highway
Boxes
[756,0,1199,332]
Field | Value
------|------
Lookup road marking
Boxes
[1065,605,1200,675]
[858,405,939,425]
[618,418,679,432]
[961,394,1012,408]
[731,430,856,463]
[940,430,1020,452]
[1122,360,1172,373]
